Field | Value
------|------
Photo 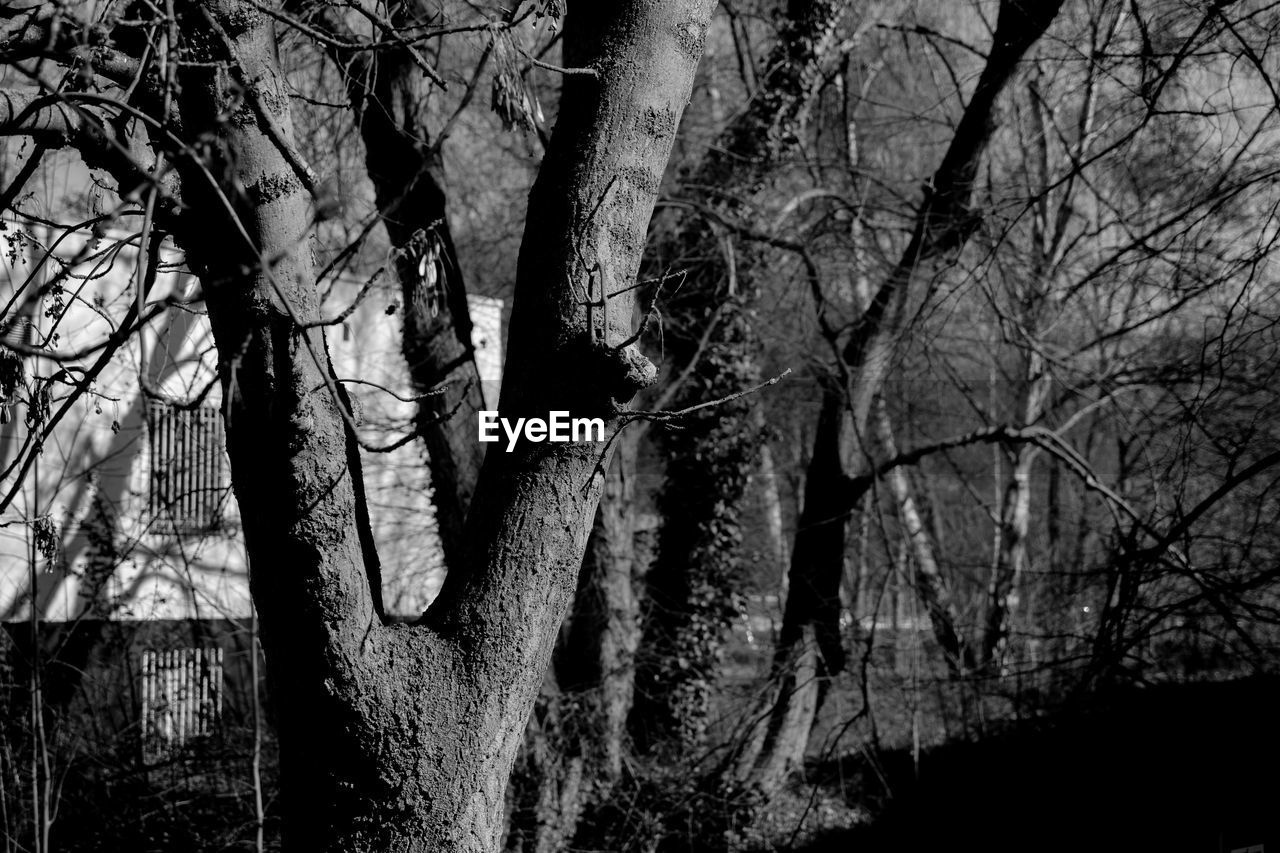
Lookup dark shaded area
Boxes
[797,677,1280,853]
[1,618,274,852]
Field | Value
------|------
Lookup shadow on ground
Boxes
[793,677,1279,853]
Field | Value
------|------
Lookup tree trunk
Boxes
[755,410,791,579]
[507,430,642,852]
[748,0,1066,792]
[978,74,1070,669]
[875,399,970,675]
[732,382,858,788]
[635,0,850,754]
[562,428,642,783]
[174,2,715,850]
[308,0,487,572]
[981,443,1037,671]
[633,307,762,753]
[506,666,588,853]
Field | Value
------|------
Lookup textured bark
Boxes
[635,0,849,754]
[167,1,715,850]
[561,429,642,783]
[751,0,1067,791]
[172,5,385,846]
[507,431,641,853]
[506,667,588,853]
[633,308,762,753]
[308,0,486,571]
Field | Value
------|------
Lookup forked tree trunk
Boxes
[174,2,715,850]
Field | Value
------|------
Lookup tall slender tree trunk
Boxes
[635,0,852,754]
[746,0,1066,792]
[875,399,970,675]
[977,49,1101,669]
[732,382,858,788]
[980,396,1044,672]
[756,424,791,577]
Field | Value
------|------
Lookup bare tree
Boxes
[738,0,1066,791]
[1,2,717,850]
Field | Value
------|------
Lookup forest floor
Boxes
[772,675,1280,853]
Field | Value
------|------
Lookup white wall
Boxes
[0,226,501,622]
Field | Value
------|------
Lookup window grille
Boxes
[140,647,223,762]
[1,316,34,348]
[148,402,226,534]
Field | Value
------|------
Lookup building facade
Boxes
[0,225,500,780]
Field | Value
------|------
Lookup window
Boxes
[148,401,226,534]
[140,647,223,763]
[1,315,34,348]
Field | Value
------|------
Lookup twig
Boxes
[610,268,686,353]
[359,384,473,453]
[516,44,597,78]
[342,0,447,88]
[303,265,384,328]
[646,302,727,415]
[585,369,792,490]
[623,368,791,427]
[331,377,449,404]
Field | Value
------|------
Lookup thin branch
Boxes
[624,368,792,427]
[645,301,727,415]
[587,368,793,488]
[331,377,449,404]
[0,90,83,139]
[303,265,385,327]
[516,43,597,78]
